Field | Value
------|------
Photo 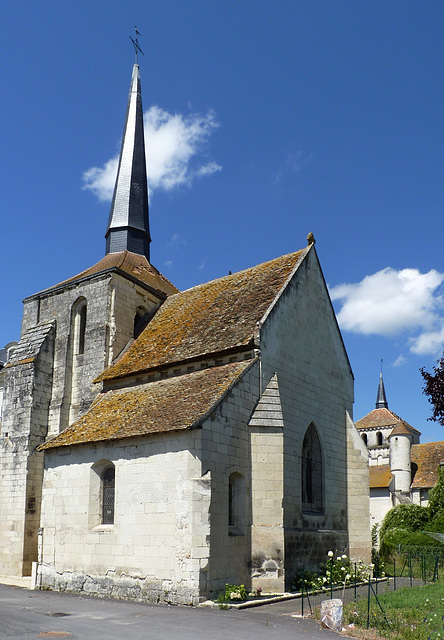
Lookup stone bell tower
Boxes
[0,59,177,577]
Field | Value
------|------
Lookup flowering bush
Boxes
[292,552,375,592]
[218,583,248,603]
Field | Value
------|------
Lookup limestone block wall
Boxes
[258,248,360,580]
[0,324,54,576]
[108,275,163,361]
[249,374,285,593]
[199,363,259,596]
[39,430,210,605]
[19,272,162,439]
[346,413,371,563]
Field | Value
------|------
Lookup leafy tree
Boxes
[421,354,444,426]
[428,466,444,521]
[379,504,429,540]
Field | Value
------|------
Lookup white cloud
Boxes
[82,106,221,200]
[273,151,313,185]
[82,157,119,202]
[330,267,444,356]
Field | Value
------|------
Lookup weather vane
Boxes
[130,26,144,63]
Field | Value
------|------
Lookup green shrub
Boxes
[217,583,247,603]
[380,504,429,540]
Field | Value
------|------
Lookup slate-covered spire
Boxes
[105,64,151,261]
[375,371,388,409]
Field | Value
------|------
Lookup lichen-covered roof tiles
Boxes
[29,251,178,299]
[355,408,420,435]
[369,465,393,489]
[97,248,306,382]
[40,360,253,450]
[411,441,444,489]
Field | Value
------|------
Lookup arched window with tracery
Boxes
[301,423,323,514]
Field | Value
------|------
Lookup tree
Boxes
[421,354,444,427]
[428,466,444,522]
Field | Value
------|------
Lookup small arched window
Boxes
[102,466,115,525]
[362,433,368,446]
[376,431,383,446]
[302,423,323,515]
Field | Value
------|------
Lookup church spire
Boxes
[105,63,151,261]
[375,366,388,409]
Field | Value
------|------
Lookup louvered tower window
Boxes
[102,466,115,524]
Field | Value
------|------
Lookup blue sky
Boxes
[1,1,443,441]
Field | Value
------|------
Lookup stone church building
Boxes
[0,62,370,604]
[356,373,444,527]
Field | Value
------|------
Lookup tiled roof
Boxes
[389,420,413,437]
[355,408,420,435]
[411,441,444,489]
[369,465,393,489]
[39,360,253,450]
[97,248,307,382]
[29,251,178,298]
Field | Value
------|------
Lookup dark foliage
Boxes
[421,354,444,426]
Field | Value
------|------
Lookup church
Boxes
[356,373,444,527]
[0,60,370,604]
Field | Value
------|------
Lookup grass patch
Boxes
[343,579,444,639]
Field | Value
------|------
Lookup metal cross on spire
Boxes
[130,26,144,63]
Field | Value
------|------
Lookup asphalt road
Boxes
[0,584,341,639]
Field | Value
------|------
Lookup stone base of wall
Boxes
[38,565,202,606]
[285,529,349,589]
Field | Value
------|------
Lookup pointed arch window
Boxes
[302,423,323,515]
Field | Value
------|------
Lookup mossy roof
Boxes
[29,251,179,299]
[369,465,393,489]
[97,248,306,382]
[40,359,253,450]
[411,441,444,489]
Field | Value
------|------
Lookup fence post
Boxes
[375,556,378,594]
[393,557,396,592]
[354,562,357,601]
[366,575,371,629]
[330,558,333,599]
[301,566,304,617]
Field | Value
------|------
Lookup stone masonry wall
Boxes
[0,324,54,576]
[19,272,163,439]
[39,430,210,605]
[258,248,365,582]
[199,362,259,596]
[346,412,371,562]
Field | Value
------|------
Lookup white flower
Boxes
[337,556,342,562]
[342,554,347,560]
[328,551,334,557]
